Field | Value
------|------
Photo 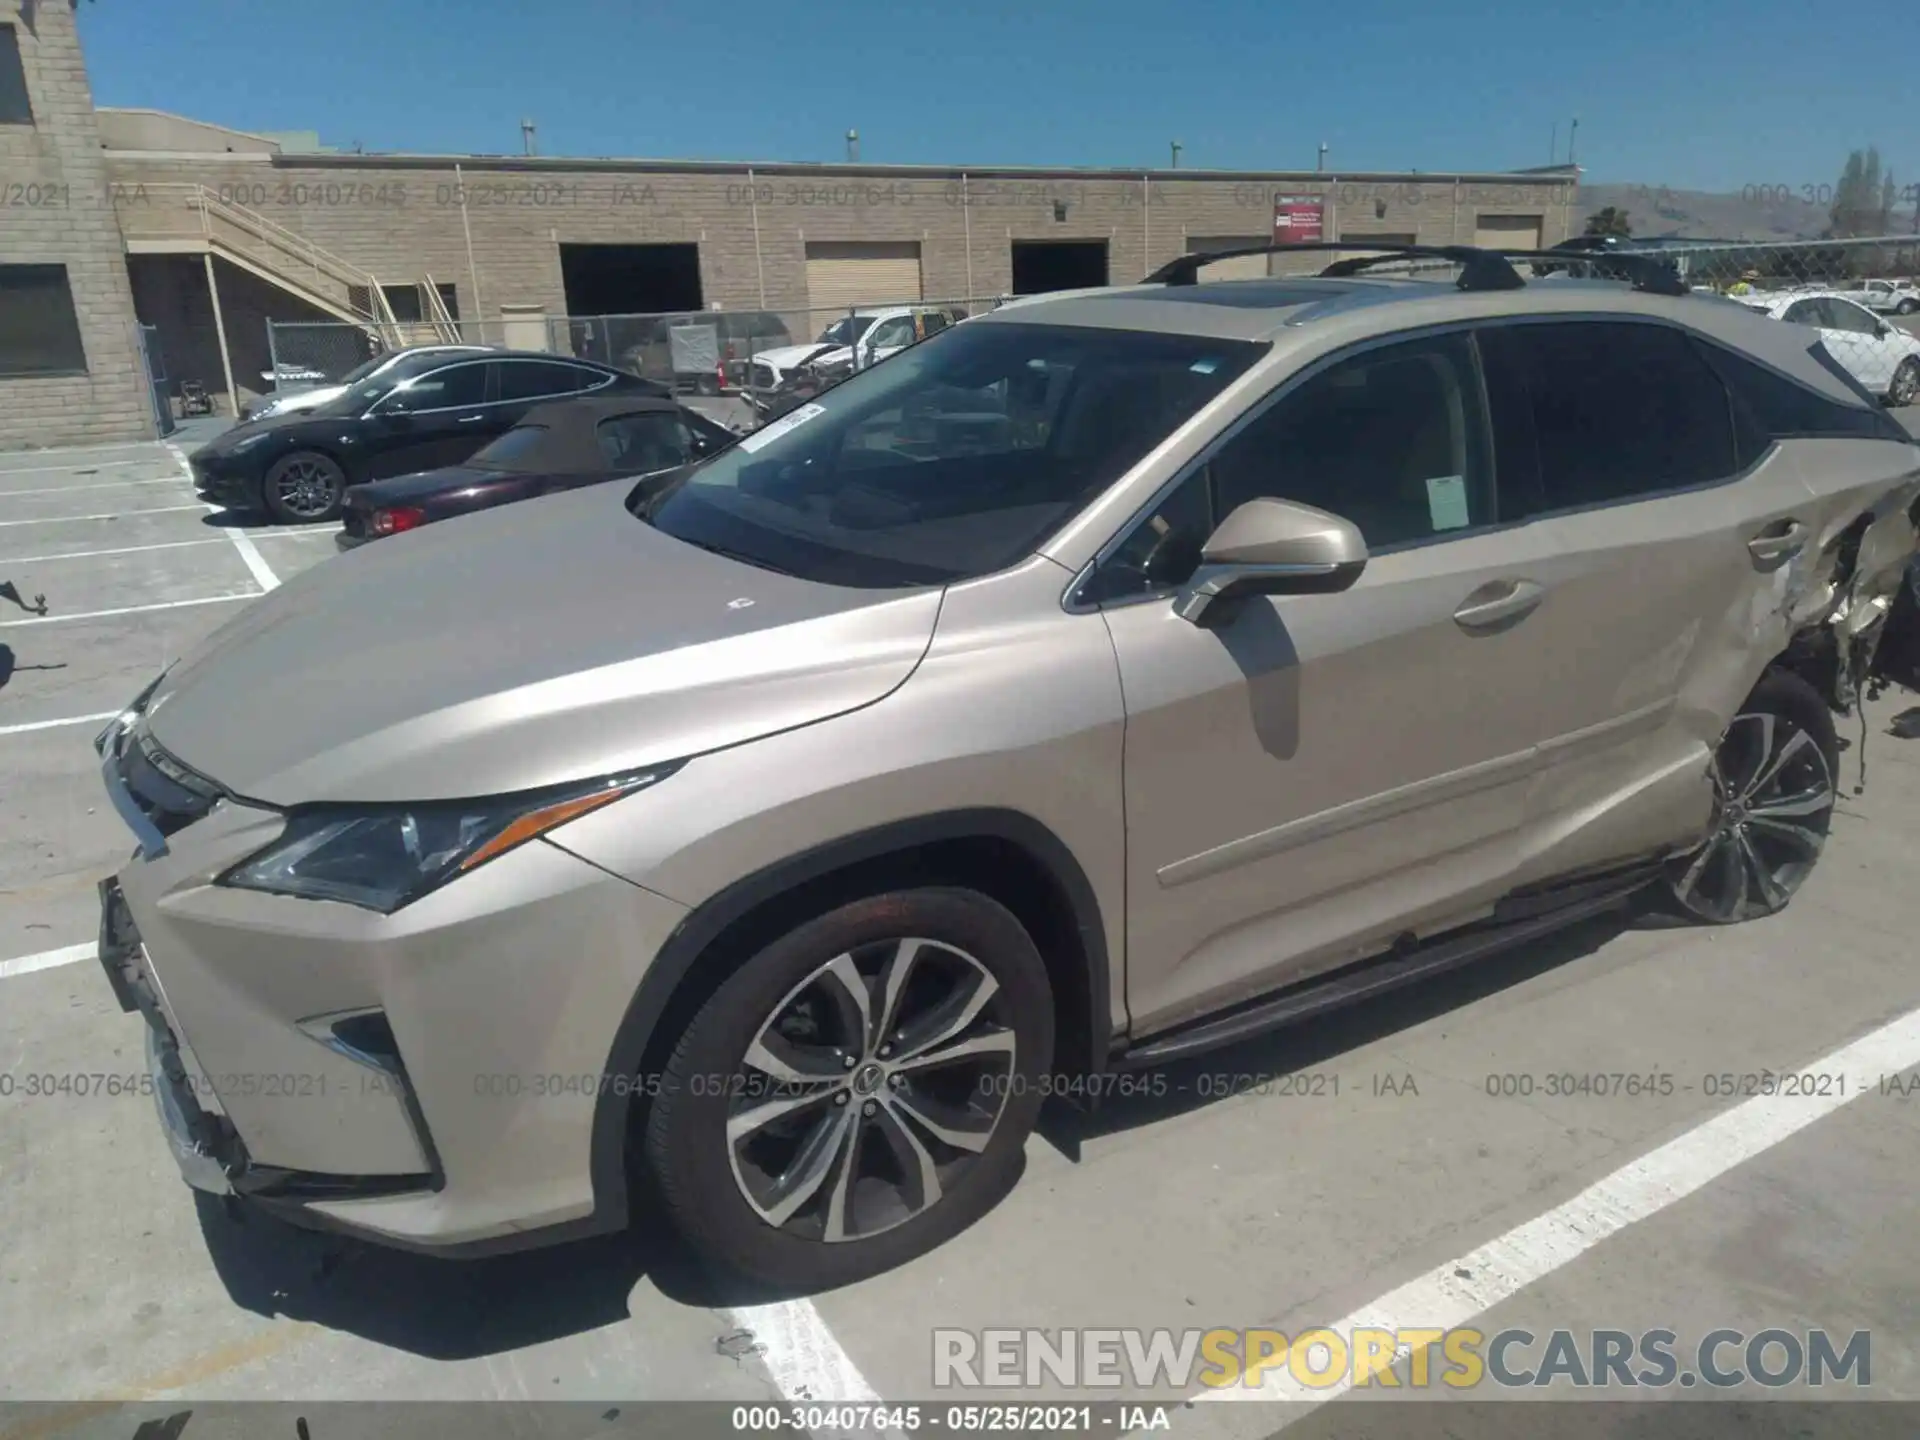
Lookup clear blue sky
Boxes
[77,0,1910,194]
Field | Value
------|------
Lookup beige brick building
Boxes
[0,0,156,449]
[0,4,1578,444]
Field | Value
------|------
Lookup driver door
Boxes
[1095,332,1564,1036]
[364,359,497,478]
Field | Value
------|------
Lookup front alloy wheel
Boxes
[262,450,347,523]
[728,939,1015,1243]
[645,888,1054,1290]
[1667,672,1838,923]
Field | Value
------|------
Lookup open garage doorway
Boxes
[1011,240,1108,295]
[559,243,703,317]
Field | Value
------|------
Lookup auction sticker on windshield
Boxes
[739,402,827,453]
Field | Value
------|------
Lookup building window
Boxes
[382,283,424,322]
[0,265,87,376]
[0,25,32,125]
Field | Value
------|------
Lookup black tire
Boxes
[261,450,347,524]
[644,887,1054,1291]
[1888,357,1920,408]
[1664,668,1839,925]
[1897,299,1919,316]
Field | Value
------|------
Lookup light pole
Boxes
[1316,142,1328,173]
[1568,118,1579,166]
[1170,141,1182,169]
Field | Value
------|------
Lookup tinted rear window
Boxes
[1694,339,1908,444]
[1479,321,1739,511]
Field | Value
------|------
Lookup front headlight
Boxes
[218,765,678,912]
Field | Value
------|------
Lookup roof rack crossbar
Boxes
[1143,241,1689,297]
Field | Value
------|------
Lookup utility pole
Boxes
[1568,117,1579,166]
[1170,141,1182,169]
[520,119,536,157]
[1316,142,1328,173]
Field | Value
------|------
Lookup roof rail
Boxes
[1143,241,1689,298]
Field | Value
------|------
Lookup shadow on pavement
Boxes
[196,909,1627,1354]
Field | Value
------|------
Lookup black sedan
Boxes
[189,351,666,524]
[338,395,738,547]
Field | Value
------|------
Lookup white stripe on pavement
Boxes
[208,508,280,592]
[0,477,196,498]
[0,710,119,737]
[724,1299,890,1416]
[5,538,226,565]
[0,592,257,628]
[0,456,175,478]
[0,505,210,528]
[1199,1002,1920,1424]
[0,943,96,981]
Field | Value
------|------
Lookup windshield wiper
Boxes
[675,535,798,577]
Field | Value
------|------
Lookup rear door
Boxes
[1475,319,1813,884]
[1100,331,1566,1034]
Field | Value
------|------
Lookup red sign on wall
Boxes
[1272,194,1326,243]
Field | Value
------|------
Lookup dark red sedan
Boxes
[338,395,739,546]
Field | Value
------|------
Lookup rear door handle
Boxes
[1748,519,1809,563]
[1454,579,1545,631]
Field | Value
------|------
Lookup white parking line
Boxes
[206,510,279,591]
[0,593,257,628]
[6,538,226,565]
[0,710,118,737]
[0,456,175,478]
[725,1299,887,1412]
[0,477,196,498]
[1200,1002,1920,1423]
[0,943,95,981]
[0,505,210,528]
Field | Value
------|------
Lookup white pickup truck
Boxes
[1835,278,1920,316]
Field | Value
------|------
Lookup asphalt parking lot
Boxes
[5,416,1920,1435]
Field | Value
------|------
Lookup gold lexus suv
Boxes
[96,244,1920,1291]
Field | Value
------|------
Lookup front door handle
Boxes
[1454,579,1545,632]
[455,413,487,424]
[1748,519,1808,563]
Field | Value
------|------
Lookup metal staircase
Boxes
[118,184,407,346]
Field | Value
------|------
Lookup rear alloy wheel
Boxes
[1888,357,1920,408]
[645,888,1053,1290]
[1667,670,1838,924]
[262,450,348,524]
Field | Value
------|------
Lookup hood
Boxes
[196,407,341,456]
[143,484,943,805]
[249,385,345,420]
[753,342,842,372]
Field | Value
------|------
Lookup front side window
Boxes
[1478,321,1738,510]
[0,264,86,376]
[381,361,490,413]
[1081,332,1492,605]
[635,321,1264,588]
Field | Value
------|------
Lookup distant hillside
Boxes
[1576,183,1847,242]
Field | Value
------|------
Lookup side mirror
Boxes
[1174,498,1368,626]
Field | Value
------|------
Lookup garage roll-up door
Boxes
[1473,214,1543,251]
[805,242,924,314]
[1188,236,1270,281]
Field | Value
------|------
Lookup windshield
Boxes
[336,352,398,387]
[322,355,453,415]
[818,315,879,346]
[634,321,1264,588]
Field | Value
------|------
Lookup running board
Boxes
[1111,862,1662,1070]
